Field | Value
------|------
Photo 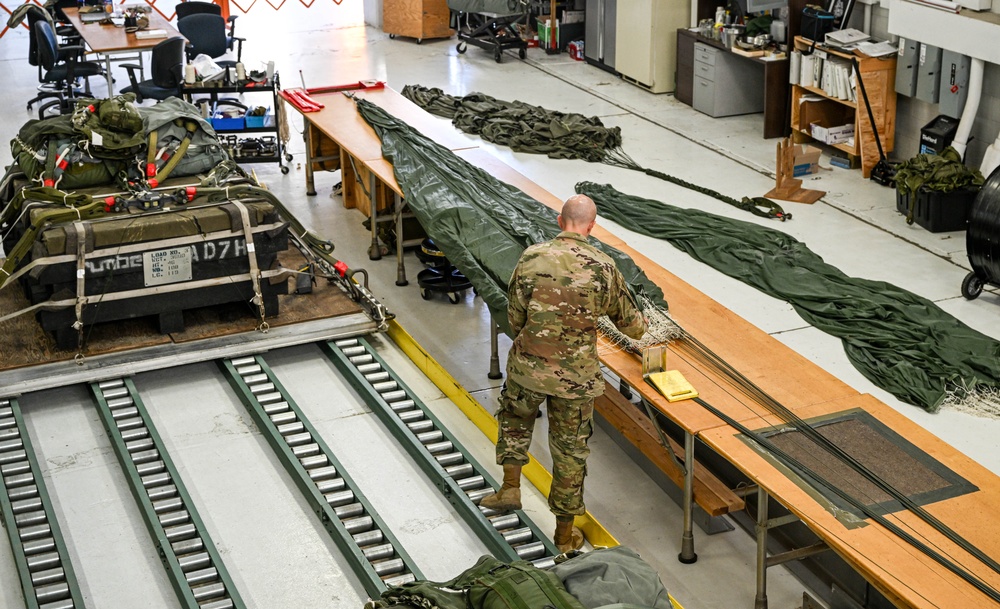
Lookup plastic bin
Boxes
[245,108,273,128]
[211,112,244,130]
[896,186,978,232]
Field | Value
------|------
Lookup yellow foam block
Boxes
[646,370,699,402]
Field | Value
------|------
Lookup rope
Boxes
[602,147,790,221]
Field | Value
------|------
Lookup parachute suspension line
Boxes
[600,147,790,221]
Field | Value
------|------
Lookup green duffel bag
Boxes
[366,555,586,609]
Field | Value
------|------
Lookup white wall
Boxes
[364,0,383,28]
[871,6,1000,168]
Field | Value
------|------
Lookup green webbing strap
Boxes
[152,120,199,185]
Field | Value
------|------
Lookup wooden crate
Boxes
[341,150,395,217]
[383,0,453,43]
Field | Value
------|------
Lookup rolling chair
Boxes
[33,19,103,118]
[121,37,186,103]
[177,12,243,67]
[174,1,239,51]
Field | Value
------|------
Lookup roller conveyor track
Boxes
[219,356,422,597]
[0,397,85,609]
[89,379,246,609]
[321,337,559,568]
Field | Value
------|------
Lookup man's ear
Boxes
[557,214,565,230]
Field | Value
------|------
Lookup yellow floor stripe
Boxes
[386,319,685,609]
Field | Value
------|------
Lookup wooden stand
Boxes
[765,137,825,204]
[382,0,453,44]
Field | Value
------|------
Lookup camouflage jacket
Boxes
[506,231,646,398]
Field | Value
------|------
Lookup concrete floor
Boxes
[2,2,1000,608]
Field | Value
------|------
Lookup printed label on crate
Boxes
[143,247,194,287]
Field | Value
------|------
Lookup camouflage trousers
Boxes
[495,377,595,517]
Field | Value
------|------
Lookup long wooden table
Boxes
[63,8,182,95]
[292,86,1000,609]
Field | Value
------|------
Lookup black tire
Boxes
[494,50,503,63]
[961,272,984,300]
[389,33,396,39]
[457,42,467,54]
[284,152,293,161]
[280,165,290,174]
[421,288,432,300]
[449,292,461,304]
[417,38,423,45]
[518,47,526,59]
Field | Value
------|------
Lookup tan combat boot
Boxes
[480,463,522,512]
[553,516,584,553]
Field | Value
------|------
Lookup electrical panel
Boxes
[895,38,918,97]
[915,43,942,104]
[939,50,971,119]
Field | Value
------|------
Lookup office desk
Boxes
[63,8,182,95]
[676,28,789,139]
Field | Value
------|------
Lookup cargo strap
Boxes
[145,120,199,188]
[230,199,266,328]
[72,222,88,353]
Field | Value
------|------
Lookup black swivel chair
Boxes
[121,36,186,103]
[174,1,238,51]
[177,13,243,67]
[33,19,103,118]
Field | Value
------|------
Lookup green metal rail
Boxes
[89,379,246,609]
[0,397,85,609]
[321,337,559,567]
[219,356,422,597]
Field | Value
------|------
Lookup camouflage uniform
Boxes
[497,231,646,517]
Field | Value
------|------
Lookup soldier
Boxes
[481,194,647,553]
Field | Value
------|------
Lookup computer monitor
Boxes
[730,0,787,17]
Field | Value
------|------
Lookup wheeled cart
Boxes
[450,0,529,63]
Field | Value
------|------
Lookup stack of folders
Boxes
[789,50,856,103]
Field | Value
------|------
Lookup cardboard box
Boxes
[792,144,821,176]
[811,122,855,144]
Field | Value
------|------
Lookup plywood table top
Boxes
[302,86,477,163]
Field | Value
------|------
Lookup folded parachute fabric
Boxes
[402,84,788,221]
[353,97,667,338]
[577,181,1000,414]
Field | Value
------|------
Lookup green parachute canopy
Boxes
[354,98,666,338]
[577,181,1000,412]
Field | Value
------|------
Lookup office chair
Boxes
[121,37,186,103]
[34,19,103,118]
[174,0,239,51]
[177,13,243,67]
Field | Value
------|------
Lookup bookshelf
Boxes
[790,36,897,178]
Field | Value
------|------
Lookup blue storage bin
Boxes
[246,108,273,128]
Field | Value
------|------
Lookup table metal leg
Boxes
[679,430,698,564]
[104,55,113,95]
[488,319,503,379]
[368,171,381,260]
[754,486,769,609]
[304,122,317,196]
[394,192,407,286]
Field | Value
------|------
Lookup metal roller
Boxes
[179,552,212,572]
[424,441,453,454]
[397,410,425,424]
[383,573,417,587]
[201,599,236,609]
[445,463,474,479]
[249,382,276,396]
[343,515,375,534]
[12,496,43,513]
[308,466,339,481]
[381,390,408,403]
[136,460,166,477]
[353,530,383,546]
[270,412,297,426]
[514,541,546,560]
[363,543,396,561]
[356,363,383,374]
[285,432,314,447]
[15,510,48,527]
[172,538,204,555]
[23,538,56,555]
[292,443,321,458]
[106,396,135,409]
[325,490,356,507]
[159,511,191,528]
[316,477,346,494]
[416,430,443,444]
[372,381,399,393]
[490,514,520,530]
[8,484,40,502]
[0,449,27,465]
[334,502,365,519]
[192,581,226,601]
[263,401,290,415]
[19,524,51,542]
[242,373,269,385]
[502,528,533,545]
[230,356,257,367]
[131,449,160,464]
[148,484,178,502]
[34,581,70,602]
[26,551,60,571]
[389,399,416,412]
[277,422,305,436]
[466,488,493,503]
[185,567,219,585]
[300,455,329,469]
[30,566,64,586]
[456,475,485,490]
[372,557,405,576]
[532,557,556,570]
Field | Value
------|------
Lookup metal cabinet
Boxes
[692,43,764,117]
[584,0,616,71]
[613,0,689,93]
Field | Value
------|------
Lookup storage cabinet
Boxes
[692,43,764,118]
[790,36,897,178]
[383,0,453,43]
[614,0,689,93]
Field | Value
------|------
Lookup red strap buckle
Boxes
[146,162,156,177]
[104,196,116,212]
[57,159,68,170]
[186,186,196,201]
[148,178,159,188]
[43,178,54,187]
[334,260,348,277]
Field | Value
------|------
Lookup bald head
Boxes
[558,195,597,236]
